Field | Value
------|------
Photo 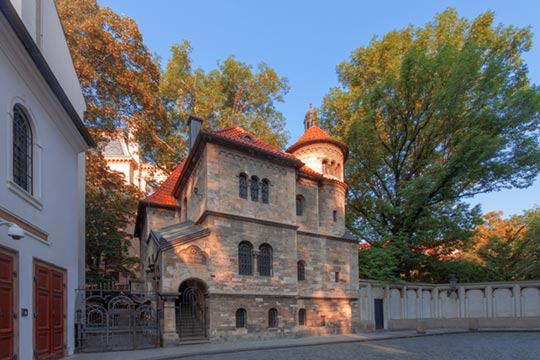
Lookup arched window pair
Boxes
[12,104,33,194]
[239,174,269,203]
[236,308,281,329]
[238,242,273,276]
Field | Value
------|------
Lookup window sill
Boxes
[7,180,43,210]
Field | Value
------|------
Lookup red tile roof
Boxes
[208,126,299,162]
[298,165,349,190]
[144,160,185,207]
[286,126,348,159]
[142,126,348,207]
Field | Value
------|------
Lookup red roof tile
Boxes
[298,165,348,190]
[144,160,185,207]
[208,126,299,162]
[286,126,348,158]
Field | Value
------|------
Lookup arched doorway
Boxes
[175,278,207,340]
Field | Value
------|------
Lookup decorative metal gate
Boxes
[75,289,160,352]
[176,280,207,340]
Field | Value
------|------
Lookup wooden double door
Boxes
[0,251,15,360]
[34,263,65,360]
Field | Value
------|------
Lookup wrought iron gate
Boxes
[176,282,206,340]
[75,289,160,352]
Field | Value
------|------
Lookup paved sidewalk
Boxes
[67,329,473,360]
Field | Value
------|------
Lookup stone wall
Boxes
[359,280,540,330]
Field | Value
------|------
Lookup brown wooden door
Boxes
[0,252,14,360]
[35,263,64,360]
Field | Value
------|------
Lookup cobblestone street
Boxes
[177,332,540,360]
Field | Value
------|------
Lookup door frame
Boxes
[33,259,67,359]
[0,245,18,360]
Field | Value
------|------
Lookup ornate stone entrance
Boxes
[175,279,207,341]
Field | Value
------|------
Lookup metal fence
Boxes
[75,287,160,352]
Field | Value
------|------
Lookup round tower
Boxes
[287,106,348,182]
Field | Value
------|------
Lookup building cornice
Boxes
[297,230,358,244]
[0,1,94,148]
[198,210,299,231]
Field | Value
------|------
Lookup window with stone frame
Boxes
[12,104,33,193]
[236,308,247,328]
[250,176,259,201]
[261,178,269,204]
[298,308,306,326]
[239,173,248,199]
[268,308,278,328]
[238,241,253,275]
[258,244,273,276]
[296,195,304,216]
[297,260,306,281]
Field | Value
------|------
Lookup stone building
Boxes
[134,108,358,344]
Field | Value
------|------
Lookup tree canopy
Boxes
[160,40,290,154]
[322,8,540,281]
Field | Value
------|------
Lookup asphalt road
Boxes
[177,332,540,360]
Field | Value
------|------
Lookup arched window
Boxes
[250,176,259,201]
[12,104,33,193]
[298,308,306,326]
[239,173,248,199]
[238,241,253,275]
[236,308,247,328]
[258,244,273,276]
[268,308,278,328]
[261,179,269,204]
[322,159,328,175]
[296,195,304,216]
[297,260,305,281]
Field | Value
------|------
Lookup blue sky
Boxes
[97,0,540,217]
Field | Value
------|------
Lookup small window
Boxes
[296,195,304,216]
[258,244,273,276]
[268,308,278,328]
[236,308,247,328]
[298,308,306,326]
[333,210,337,222]
[261,179,269,204]
[321,315,326,327]
[12,104,33,193]
[335,271,340,282]
[239,173,248,199]
[241,134,254,143]
[297,261,305,281]
[250,176,259,201]
[238,241,253,275]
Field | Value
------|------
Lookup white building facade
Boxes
[0,0,92,358]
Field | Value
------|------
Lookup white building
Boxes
[0,0,93,358]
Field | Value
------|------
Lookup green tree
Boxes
[160,40,290,151]
[56,0,175,170]
[322,8,540,281]
[85,153,141,284]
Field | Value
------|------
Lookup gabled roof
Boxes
[286,126,348,160]
[207,126,299,162]
[144,160,185,207]
[150,220,210,249]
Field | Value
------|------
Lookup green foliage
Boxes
[85,152,141,284]
[321,8,540,281]
[359,242,401,282]
[160,40,290,156]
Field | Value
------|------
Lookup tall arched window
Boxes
[261,179,269,204]
[296,195,304,216]
[239,173,248,199]
[250,176,259,201]
[268,308,278,328]
[298,308,306,326]
[297,260,306,281]
[258,244,273,276]
[236,308,247,328]
[12,104,33,193]
[238,241,253,275]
